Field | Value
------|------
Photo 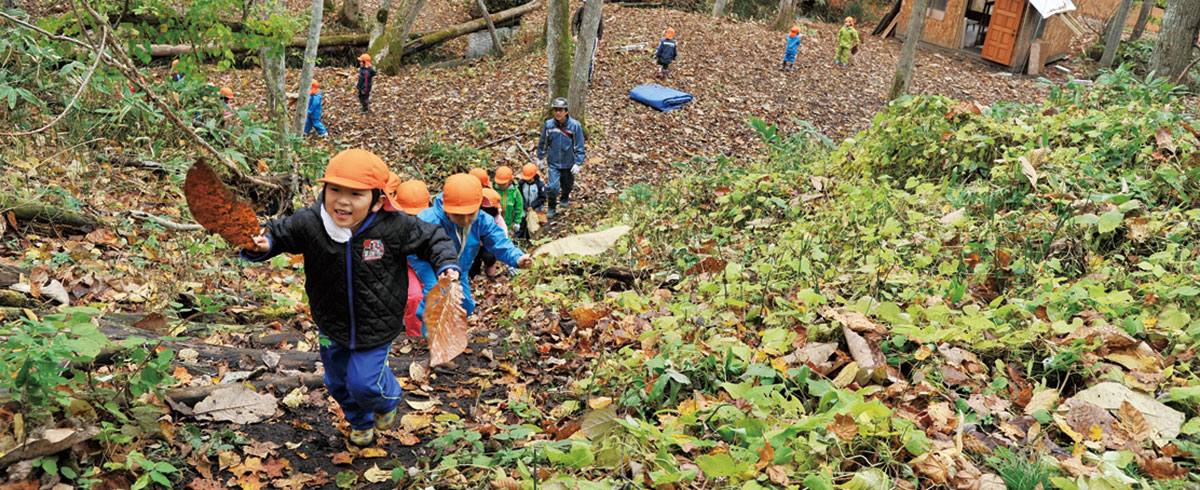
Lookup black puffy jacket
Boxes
[242,201,460,350]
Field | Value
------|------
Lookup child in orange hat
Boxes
[305,80,327,137]
[514,163,545,238]
[356,53,376,112]
[835,17,859,66]
[411,174,533,322]
[242,149,461,447]
[471,187,507,278]
[654,28,677,79]
[492,165,525,232]
[395,179,432,337]
[170,59,184,82]
[782,26,802,72]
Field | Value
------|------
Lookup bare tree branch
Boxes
[124,210,205,231]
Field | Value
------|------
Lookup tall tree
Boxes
[1148,0,1200,82]
[292,0,324,135]
[567,0,601,125]
[546,0,571,112]
[1131,0,1154,39]
[374,0,425,75]
[259,0,288,139]
[338,0,360,28]
[712,0,728,19]
[888,0,931,100]
[370,0,393,45]
[772,0,796,30]
[1100,0,1135,68]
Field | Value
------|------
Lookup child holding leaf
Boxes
[240,149,462,447]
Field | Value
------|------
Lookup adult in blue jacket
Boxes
[535,97,585,219]
[410,174,533,330]
[305,81,327,136]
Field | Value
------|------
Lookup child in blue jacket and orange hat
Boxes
[782,26,802,72]
[241,149,461,447]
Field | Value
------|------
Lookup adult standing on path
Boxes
[572,0,603,84]
[536,97,585,219]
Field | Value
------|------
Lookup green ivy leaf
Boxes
[1098,210,1124,234]
[695,452,747,478]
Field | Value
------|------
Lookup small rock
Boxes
[261,351,280,369]
[178,348,199,362]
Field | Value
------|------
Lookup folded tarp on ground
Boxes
[629,84,693,112]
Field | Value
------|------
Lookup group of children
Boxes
[240,149,545,447]
[649,17,860,79]
[298,53,376,137]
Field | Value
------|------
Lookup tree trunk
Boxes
[888,0,930,101]
[1149,0,1200,82]
[712,0,728,19]
[1100,0,1135,68]
[261,47,287,137]
[477,0,505,57]
[338,0,360,28]
[567,0,601,126]
[547,0,571,113]
[375,0,426,75]
[370,0,393,46]
[1131,0,1154,40]
[772,0,795,31]
[292,0,324,135]
[399,2,537,57]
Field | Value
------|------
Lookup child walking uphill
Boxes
[835,17,859,66]
[356,54,376,112]
[305,80,327,137]
[395,179,433,337]
[411,174,534,330]
[493,166,525,234]
[654,28,677,79]
[782,26,802,72]
[515,163,545,239]
[241,149,462,448]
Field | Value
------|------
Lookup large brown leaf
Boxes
[184,160,258,249]
[425,276,468,366]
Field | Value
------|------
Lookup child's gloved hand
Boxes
[438,269,461,281]
[571,164,581,175]
[516,255,534,269]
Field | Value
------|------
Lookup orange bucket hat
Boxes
[844,16,855,25]
[521,163,539,181]
[469,167,490,187]
[790,26,800,37]
[665,28,675,40]
[318,149,403,212]
[395,180,431,216]
[443,174,483,215]
[219,86,234,99]
[358,53,371,65]
[310,80,320,95]
[482,188,503,211]
[494,166,514,185]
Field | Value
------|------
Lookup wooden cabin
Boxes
[883,0,1105,72]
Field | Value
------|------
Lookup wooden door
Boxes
[981,0,1025,65]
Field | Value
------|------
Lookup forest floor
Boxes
[7,3,1192,490]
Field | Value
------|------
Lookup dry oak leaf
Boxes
[425,276,469,367]
[261,457,289,479]
[827,412,859,441]
[1117,400,1154,444]
[490,476,520,490]
[820,307,888,335]
[1024,389,1059,414]
[188,479,224,490]
[359,447,388,458]
[1058,456,1097,478]
[330,451,355,465]
[767,465,790,487]
[1137,454,1188,480]
[910,449,956,484]
[401,413,433,432]
[231,473,263,490]
[364,464,392,483]
[228,457,264,478]
[242,440,280,459]
[183,160,259,249]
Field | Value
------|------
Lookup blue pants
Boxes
[305,116,326,135]
[546,166,575,209]
[319,337,402,430]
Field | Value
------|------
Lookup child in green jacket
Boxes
[492,165,525,234]
[836,17,859,66]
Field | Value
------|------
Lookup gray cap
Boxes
[551,97,569,110]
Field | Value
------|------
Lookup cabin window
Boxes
[927,0,948,20]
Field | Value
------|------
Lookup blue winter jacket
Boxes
[536,116,585,170]
[784,35,801,60]
[655,39,677,65]
[410,194,526,317]
[307,90,323,120]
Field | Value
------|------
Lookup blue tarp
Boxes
[629,84,693,112]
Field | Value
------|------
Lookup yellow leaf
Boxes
[587,397,613,410]
[364,464,391,483]
[401,413,432,432]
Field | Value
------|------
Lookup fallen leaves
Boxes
[192,385,279,424]
[425,276,469,366]
[183,160,259,249]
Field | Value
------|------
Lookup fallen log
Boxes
[374,0,540,61]
[165,373,325,406]
[146,31,425,58]
[0,196,103,231]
